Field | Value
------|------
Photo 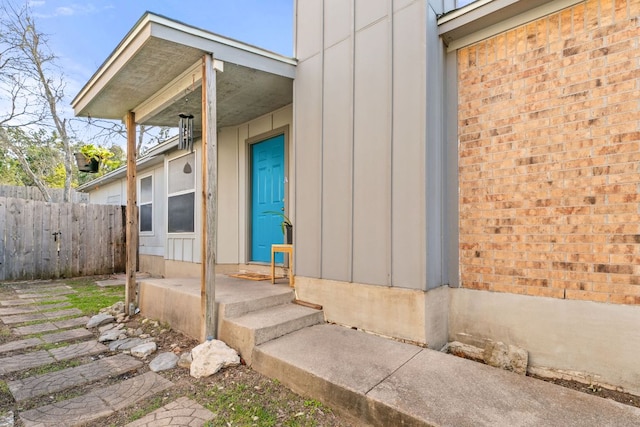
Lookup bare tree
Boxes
[79,118,172,157]
[0,1,73,201]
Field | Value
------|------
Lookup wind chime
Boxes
[178,113,194,152]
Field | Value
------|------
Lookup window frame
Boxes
[166,151,196,235]
[138,173,154,235]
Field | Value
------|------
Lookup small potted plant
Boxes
[264,211,293,244]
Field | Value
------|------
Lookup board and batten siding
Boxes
[217,105,293,265]
[295,0,441,290]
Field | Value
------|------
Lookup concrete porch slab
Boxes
[138,275,294,340]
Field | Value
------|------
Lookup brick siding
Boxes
[458,0,640,304]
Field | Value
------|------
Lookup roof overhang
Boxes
[72,12,296,128]
[438,0,584,51]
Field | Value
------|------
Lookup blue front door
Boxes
[251,134,285,262]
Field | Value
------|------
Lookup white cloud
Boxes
[55,6,74,16]
[33,3,113,19]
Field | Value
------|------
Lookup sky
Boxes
[24,0,293,131]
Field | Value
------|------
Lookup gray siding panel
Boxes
[296,0,323,61]
[392,1,427,290]
[352,20,391,286]
[321,39,353,282]
[294,55,323,278]
[355,0,388,30]
[324,0,351,48]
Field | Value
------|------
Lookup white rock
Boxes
[190,340,240,379]
[86,313,115,328]
[0,410,13,427]
[110,301,125,314]
[149,352,179,372]
[131,341,157,358]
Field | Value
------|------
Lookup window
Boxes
[167,152,195,233]
[457,0,479,7]
[139,175,153,233]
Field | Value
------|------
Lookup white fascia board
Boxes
[149,20,296,79]
[148,14,296,65]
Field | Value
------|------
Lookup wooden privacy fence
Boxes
[0,197,126,281]
[0,185,89,203]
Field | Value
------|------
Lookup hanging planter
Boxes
[74,152,99,173]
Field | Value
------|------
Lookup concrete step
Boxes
[220,303,324,364]
[218,288,295,319]
[19,371,173,427]
[253,324,640,427]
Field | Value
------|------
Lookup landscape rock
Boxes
[86,313,115,329]
[109,337,152,351]
[483,341,528,375]
[150,352,179,372]
[98,323,115,334]
[445,341,485,363]
[0,410,13,427]
[131,341,157,358]
[178,352,193,369]
[190,340,240,379]
[98,328,121,342]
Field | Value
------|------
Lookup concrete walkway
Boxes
[253,324,640,427]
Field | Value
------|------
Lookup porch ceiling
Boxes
[72,12,295,129]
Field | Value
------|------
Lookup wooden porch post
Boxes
[201,53,217,340]
[125,111,138,315]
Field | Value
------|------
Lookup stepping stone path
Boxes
[0,281,216,426]
[8,354,144,401]
[19,372,173,426]
[124,397,215,426]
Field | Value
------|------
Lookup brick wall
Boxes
[458,0,640,304]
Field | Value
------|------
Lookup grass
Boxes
[0,380,12,414]
[200,381,330,427]
[62,278,124,316]
[16,359,83,379]
[127,395,165,422]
